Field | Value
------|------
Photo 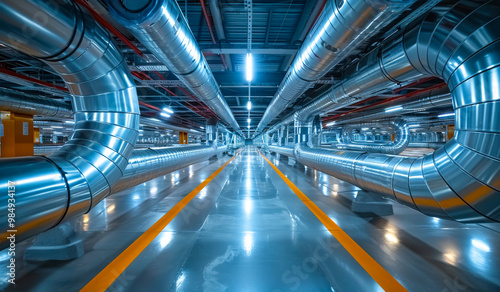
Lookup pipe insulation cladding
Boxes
[0,0,140,247]
[256,0,419,133]
[106,0,243,136]
[269,0,500,223]
[0,0,226,249]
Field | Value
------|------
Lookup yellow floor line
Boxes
[80,154,238,292]
[259,151,407,292]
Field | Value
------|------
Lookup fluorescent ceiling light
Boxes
[64,120,75,124]
[361,127,369,130]
[385,106,403,112]
[150,118,161,122]
[161,112,170,118]
[247,118,251,123]
[408,124,420,128]
[246,53,253,82]
[325,121,336,126]
[51,126,63,128]
[200,126,205,129]
[247,100,252,110]
[438,112,455,118]
[163,107,174,114]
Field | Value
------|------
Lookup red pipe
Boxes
[152,71,216,116]
[0,67,69,92]
[199,0,217,44]
[74,0,145,57]
[139,101,161,111]
[132,71,212,124]
[199,0,229,70]
[309,0,328,34]
[323,82,447,125]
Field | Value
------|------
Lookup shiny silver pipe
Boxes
[140,117,204,136]
[334,93,452,125]
[0,0,139,246]
[408,142,444,149]
[112,144,220,193]
[0,87,73,118]
[268,145,294,158]
[209,0,226,41]
[107,0,243,135]
[208,0,233,70]
[256,0,417,133]
[336,119,409,154]
[293,0,500,223]
[34,145,64,156]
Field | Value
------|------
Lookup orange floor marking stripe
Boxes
[80,154,238,292]
[259,151,407,292]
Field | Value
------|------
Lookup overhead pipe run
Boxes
[256,0,418,133]
[335,119,409,154]
[0,87,205,135]
[107,0,243,136]
[0,0,140,246]
[333,93,452,125]
[267,0,500,223]
[0,0,233,249]
[0,87,73,118]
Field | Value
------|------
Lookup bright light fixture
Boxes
[326,121,336,126]
[163,107,174,114]
[247,118,251,123]
[161,112,170,118]
[408,124,420,128]
[64,120,75,124]
[247,100,252,110]
[385,106,403,112]
[246,53,253,82]
[438,112,455,118]
[51,126,63,129]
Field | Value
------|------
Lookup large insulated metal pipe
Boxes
[336,119,409,154]
[294,0,500,223]
[0,0,140,247]
[334,93,452,125]
[112,145,222,193]
[107,0,243,136]
[256,0,417,133]
[0,87,73,118]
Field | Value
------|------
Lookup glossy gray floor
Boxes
[1,147,500,291]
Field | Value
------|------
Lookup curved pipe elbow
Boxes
[0,0,139,246]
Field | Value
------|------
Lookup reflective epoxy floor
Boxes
[2,147,500,291]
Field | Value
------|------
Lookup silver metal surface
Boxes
[264,0,500,223]
[107,0,243,135]
[256,0,418,133]
[334,93,452,125]
[336,118,409,154]
[0,87,73,118]
[0,0,140,247]
[112,144,222,193]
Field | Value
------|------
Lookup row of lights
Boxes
[246,53,253,131]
